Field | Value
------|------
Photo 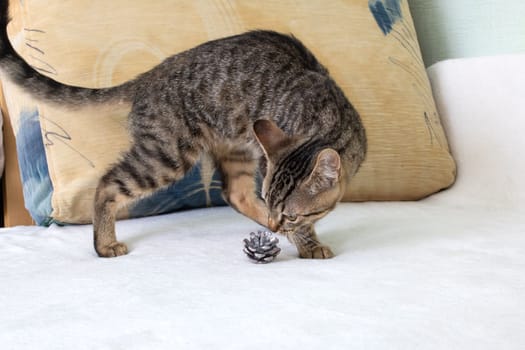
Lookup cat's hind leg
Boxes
[93,139,199,257]
[93,175,130,257]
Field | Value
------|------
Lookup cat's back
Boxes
[176,30,328,77]
[136,31,328,98]
[218,30,326,72]
[132,30,358,142]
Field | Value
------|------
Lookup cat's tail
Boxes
[0,1,134,107]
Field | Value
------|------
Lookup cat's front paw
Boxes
[96,241,129,258]
[299,245,335,259]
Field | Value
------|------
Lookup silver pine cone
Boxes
[243,230,281,263]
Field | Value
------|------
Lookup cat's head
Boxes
[253,119,346,233]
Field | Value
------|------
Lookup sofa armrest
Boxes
[1,82,34,226]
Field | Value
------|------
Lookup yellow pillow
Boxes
[2,0,455,224]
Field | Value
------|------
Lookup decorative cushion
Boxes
[2,0,455,225]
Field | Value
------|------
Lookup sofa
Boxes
[1,1,524,349]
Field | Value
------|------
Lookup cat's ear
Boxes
[253,119,290,158]
[305,148,341,194]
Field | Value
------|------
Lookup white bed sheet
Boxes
[1,54,524,350]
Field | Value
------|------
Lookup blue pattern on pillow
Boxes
[128,162,226,218]
[15,109,54,225]
[15,110,228,225]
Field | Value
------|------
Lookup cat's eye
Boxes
[285,214,298,222]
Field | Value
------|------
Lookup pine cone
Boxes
[243,230,281,264]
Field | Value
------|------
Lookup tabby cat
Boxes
[0,2,366,259]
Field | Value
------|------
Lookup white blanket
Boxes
[1,55,524,350]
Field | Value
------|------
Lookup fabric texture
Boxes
[426,53,525,209]
[2,0,455,224]
[0,54,523,349]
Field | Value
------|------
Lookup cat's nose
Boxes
[268,217,279,232]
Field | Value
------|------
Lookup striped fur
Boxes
[0,1,366,259]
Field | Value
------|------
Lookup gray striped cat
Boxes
[0,2,366,259]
